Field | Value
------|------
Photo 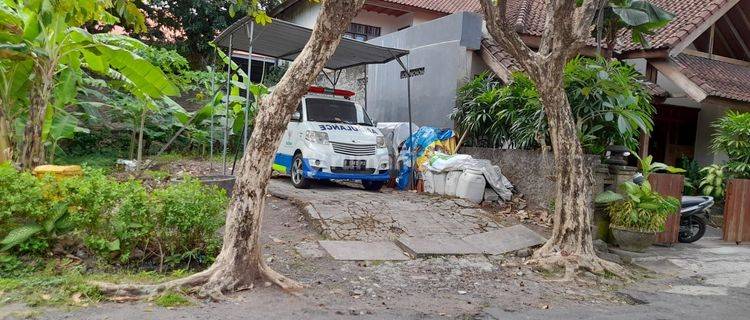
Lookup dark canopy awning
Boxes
[214,17,409,70]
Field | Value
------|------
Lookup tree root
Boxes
[91,261,302,301]
[529,247,631,282]
[259,260,304,292]
[92,266,217,298]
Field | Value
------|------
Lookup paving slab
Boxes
[268,179,503,241]
[461,225,546,255]
[318,240,410,261]
[396,235,483,257]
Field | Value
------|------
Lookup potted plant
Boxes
[596,155,682,252]
[711,111,750,242]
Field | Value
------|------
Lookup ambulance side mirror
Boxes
[291,112,301,122]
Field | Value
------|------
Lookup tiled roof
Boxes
[480,37,670,98]
[496,0,735,52]
[379,0,480,14]
[673,54,750,103]
[480,38,521,73]
[619,0,733,52]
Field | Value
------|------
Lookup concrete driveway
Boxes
[482,228,750,320]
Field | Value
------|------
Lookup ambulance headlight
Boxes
[305,131,329,145]
[376,136,386,148]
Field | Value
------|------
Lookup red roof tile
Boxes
[504,0,736,52]
[673,54,750,103]
[379,0,480,14]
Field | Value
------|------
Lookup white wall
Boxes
[277,1,321,27]
[277,2,444,37]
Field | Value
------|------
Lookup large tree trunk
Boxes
[201,0,365,294]
[20,62,55,169]
[530,68,602,273]
[479,0,626,279]
[96,0,367,298]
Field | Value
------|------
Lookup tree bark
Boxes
[0,110,12,163]
[20,61,55,169]
[95,0,367,298]
[480,0,627,279]
[137,107,147,163]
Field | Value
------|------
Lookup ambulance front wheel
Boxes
[362,180,384,191]
[291,153,310,189]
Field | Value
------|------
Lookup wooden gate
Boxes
[723,179,750,243]
[649,173,684,245]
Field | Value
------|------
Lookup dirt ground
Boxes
[3,158,641,319]
[34,193,632,320]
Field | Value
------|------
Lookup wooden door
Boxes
[649,173,684,244]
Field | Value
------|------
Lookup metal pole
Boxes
[223,34,233,175]
[243,23,254,154]
[210,49,217,172]
[393,54,415,190]
[260,61,266,84]
[363,66,368,110]
[405,57,415,190]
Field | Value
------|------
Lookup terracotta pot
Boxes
[611,226,656,252]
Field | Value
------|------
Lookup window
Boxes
[305,98,373,126]
[344,22,381,41]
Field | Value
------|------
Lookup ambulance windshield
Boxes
[305,98,373,126]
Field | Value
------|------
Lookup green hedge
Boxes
[0,163,227,271]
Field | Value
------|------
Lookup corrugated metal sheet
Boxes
[215,17,408,70]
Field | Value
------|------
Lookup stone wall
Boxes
[315,66,367,108]
[462,147,605,209]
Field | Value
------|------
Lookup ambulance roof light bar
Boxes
[308,86,355,99]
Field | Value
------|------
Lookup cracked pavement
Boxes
[268,178,503,241]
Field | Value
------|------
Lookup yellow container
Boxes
[32,165,83,180]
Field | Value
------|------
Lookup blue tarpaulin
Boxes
[396,127,455,190]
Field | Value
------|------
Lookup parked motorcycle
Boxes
[632,174,714,243]
[679,195,714,243]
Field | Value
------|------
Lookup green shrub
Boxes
[677,156,701,195]
[699,164,725,200]
[0,165,228,271]
[85,178,227,268]
[149,178,227,268]
[452,56,655,154]
[596,155,682,232]
[712,111,750,179]
[0,163,46,231]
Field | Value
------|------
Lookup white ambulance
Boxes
[272,86,390,191]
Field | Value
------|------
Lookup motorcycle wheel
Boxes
[679,216,706,243]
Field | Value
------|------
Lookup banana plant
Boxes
[0,0,175,169]
[47,112,89,164]
[593,0,675,56]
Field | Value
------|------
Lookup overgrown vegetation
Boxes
[452,56,655,154]
[0,163,228,273]
[711,111,750,179]
[699,164,726,200]
[0,262,190,307]
[596,155,682,232]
